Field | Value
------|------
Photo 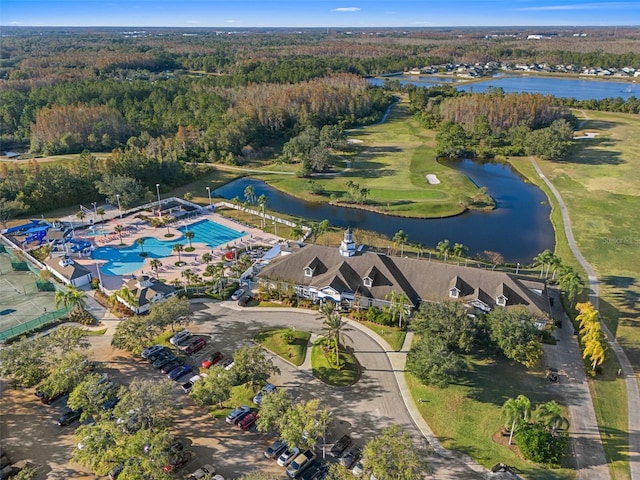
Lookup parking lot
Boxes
[0,301,485,479]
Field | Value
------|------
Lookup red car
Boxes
[201,352,223,369]
[40,391,65,405]
[162,451,193,473]
[184,338,206,355]
[237,411,258,431]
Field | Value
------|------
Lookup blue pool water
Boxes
[92,219,243,276]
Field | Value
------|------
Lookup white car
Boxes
[170,330,191,346]
[231,288,245,300]
[181,374,205,394]
[189,464,215,480]
[225,405,250,425]
[351,460,364,477]
[141,344,164,358]
[253,383,276,405]
[276,446,300,467]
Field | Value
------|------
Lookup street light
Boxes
[206,186,212,208]
[155,183,161,218]
[91,201,98,223]
[116,194,122,218]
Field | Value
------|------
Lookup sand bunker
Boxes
[425,174,441,185]
[573,132,598,140]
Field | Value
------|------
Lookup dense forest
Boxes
[1,27,639,215]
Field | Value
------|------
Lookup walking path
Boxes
[530,156,640,480]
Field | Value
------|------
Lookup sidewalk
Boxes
[83,290,120,335]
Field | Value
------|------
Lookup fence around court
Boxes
[0,306,70,342]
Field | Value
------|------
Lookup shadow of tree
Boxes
[563,136,625,165]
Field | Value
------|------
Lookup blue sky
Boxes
[2,0,639,27]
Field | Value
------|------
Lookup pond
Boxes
[369,74,638,100]
[213,159,554,264]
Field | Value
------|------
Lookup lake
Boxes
[213,159,554,264]
[369,74,638,100]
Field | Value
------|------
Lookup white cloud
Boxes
[331,7,361,12]
[516,2,635,11]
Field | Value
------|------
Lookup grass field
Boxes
[408,355,575,480]
[512,109,640,480]
[255,328,311,366]
[251,99,483,218]
[310,338,358,387]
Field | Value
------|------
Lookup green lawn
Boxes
[310,338,358,386]
[208,383,256,420]
[355,321,406,351]
[255,328,311,366]
[508,109,640,480]
[250,99,483,218]
[407,355,575,480]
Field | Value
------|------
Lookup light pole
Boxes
[91,202,98,223]
[272,220,277,237]
[516,262,520,275]
[206,186,212,209]
[155,183,161,218]
[116,194,122,218]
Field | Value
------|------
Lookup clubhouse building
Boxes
[257,229,551,319]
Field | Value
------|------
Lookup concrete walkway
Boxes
[531,156,640,480]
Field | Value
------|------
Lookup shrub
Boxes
[514,423,567,466]
[281,330,296,344]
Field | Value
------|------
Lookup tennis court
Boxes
[0,253,56,341]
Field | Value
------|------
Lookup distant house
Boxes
[117,275,177,314]
[257,229,551,319]
[44,256,92,288]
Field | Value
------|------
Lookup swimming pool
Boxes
[92,219,244,276]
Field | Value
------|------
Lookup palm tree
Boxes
[532,249,555,278]
[163,217,172,236]
[173,243,185,263]
[310,219,329,244]
[96,207,105,224]
[244,185,256,205]
[501,394,531,445]
[150,259,162,278]
[291,221,305,241]
[392,230,409,257]
[257,194,267,229]
[559,266,585,308]
[54,286,84,314]
[536,401,569,434]
[136,237,145,255]
[184,230,195,249]
[76,210,86,226]
[452,242,468,258]
[385,289,411,329]
[182,268,194,286]
[201,252,212,264]
[319,302,351,368]
[114,224,124,245]
[115,286,137,312]
[413,242,424,259]
[436,239,451,262]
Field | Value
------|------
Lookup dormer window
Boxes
[449,287,460,299]
[496,295,507,307]
[304,267,314,277]
[363,276,373,288]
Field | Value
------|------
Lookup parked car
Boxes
[253,383,276,405]
[168,364,192,381]
[351,460,364,477]
[298,461,327,480]
[286,450,316,478]
[107,464,124,480]
[264,439,287,459]
[237,411,258,431]
[57,408,83,426]
[330,434,352,458]
[201,352,223,369]
[152,354,177,369]
[225,405,250,425]
[221,357,234,370]
[163,451,193,473]
[141,344,164,359]
[231,288,245,300]
[147,348,172,362]
[237,295,252,307]
[160,359,183,374]
[189,463,215,480]
[277,447,301,467]
[340,445,362,469]
[102,396,120,410]
[185,338,206,355]
[170,330,191,346]
[181,374,204,394]
[40,391,65,405]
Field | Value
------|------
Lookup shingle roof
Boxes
[44,256,91,281]
[258,244,550,317]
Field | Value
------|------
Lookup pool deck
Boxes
[73,211,280,291]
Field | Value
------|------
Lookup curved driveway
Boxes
[190,302,486,479]
[531,156,640,480]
